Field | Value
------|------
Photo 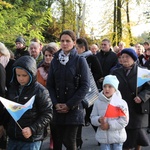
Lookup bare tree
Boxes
[126,0,133,44]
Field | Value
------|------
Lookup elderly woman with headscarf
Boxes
[112,48,150,150]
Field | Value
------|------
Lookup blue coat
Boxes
[47,48,90,125]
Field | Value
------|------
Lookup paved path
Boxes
[41,125,150,150]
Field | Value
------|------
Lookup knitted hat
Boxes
[121,48,138,61]
[15,36,26,45]
[103,75,119,90]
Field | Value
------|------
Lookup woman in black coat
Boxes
[76,38,103,149]
[112,48,150,150]
[47,30,90,150]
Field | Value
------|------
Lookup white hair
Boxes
[0,42,10,57]
[48,42,59,51]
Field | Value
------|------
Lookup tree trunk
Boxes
[62,0,65,32]
[117,0,122,42]
[112,0,117,46]
[126,0,133,44]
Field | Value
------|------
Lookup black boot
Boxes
[76,126,83,149]
[76,138,83,150]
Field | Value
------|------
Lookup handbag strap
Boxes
[76,56,81,75]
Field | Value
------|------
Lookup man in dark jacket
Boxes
[96,39,118,89]
[14,36,30,59]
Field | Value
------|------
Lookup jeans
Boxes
[7,138,42,150]
[100,143,123,150]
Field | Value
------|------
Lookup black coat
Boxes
[0,63,5,97]
[0,63,6,126]
[144,59,150,70]
[96,49,118,77]
[86,54,103,81]
[6,56,53,142]
[112,64,150,129]
[79,50,103,88]
[5,59,15,89]
[47,48,90,125]
[14,47,30,60]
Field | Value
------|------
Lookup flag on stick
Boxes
[137,67,150,87]
[0,95,35,121]
[104,93,126,118]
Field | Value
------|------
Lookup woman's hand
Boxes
[134,96,142,104]
[22,127,32,139]
[55,103,69,113]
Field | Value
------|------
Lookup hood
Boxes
[99,90,122,103]
[78,50,92,58]
[11,56,37,86]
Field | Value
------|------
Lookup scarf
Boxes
[123,64,134,76]
[58,50,70,65]
[38,67,48,80]
[40,62,50,74]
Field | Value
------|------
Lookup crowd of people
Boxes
[0,30,150,150]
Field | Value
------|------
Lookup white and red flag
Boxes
[104,93,126,118]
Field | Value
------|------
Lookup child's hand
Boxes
[99,116,105,124]
[99,117,109,130]
[22,127,32,139]
[100,122,109,130]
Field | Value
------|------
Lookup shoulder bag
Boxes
[75,56,99,108]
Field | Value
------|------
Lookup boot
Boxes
[76,138,83,150]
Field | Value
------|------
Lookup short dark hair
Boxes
[60,30,76,41]
[143,42,149,46]
[76,38,89,51]
[102,39,111,43]
[42,45,56,55]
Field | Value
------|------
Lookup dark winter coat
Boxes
[79,50,103,82]
[112,64,150,129]
[14,47,30,60]
[144,59,150,70]
[0,63,5,97]
[0,63,6,126]
[5,59,15,89]
[6,56,53,142]
[47,48,90,125]
[96,49,118,77]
